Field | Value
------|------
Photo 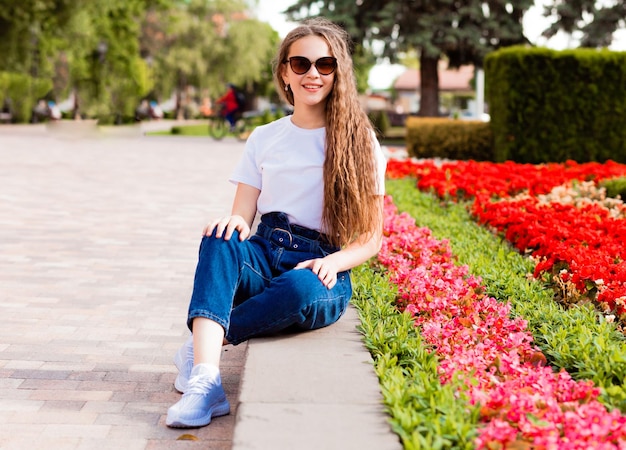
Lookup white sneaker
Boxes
[166,363,230,428]
[173,335,194,393]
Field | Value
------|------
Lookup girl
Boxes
[166,17,387,428]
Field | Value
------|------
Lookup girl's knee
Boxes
[280,270,323,300]
[288,272,351,330]
[199,231,243,254]
[280,269,351,308]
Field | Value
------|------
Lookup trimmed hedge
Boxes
[485,47,626,164]
[405,117,493,161]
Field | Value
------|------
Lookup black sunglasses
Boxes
[283,56,337,76]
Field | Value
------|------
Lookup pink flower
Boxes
[378,194,626,448]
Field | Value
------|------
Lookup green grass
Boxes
[149,124,209,136]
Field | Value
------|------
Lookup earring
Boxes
[285,84,289,91]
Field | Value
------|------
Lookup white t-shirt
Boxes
[230,116,386,232]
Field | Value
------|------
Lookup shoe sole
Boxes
[174,374,186,394]
[166,400,231,428]
[173,337,193,393]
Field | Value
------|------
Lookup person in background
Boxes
[166,17,387,429]
[199,97,213,118]
[215,84,240,131]
[149,100,164,119]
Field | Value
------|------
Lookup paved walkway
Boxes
[0,122,401,450]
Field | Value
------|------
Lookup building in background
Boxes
[393,64,476,117]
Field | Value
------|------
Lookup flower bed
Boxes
[386,159,626,327]
[474,193,626,319]
[386,159,626,201]
[379,195,626,448]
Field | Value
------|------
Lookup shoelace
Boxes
[186,373,217,395]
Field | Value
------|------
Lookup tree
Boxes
[0,0,171,120]
[0,0,279,122]
[541,0,626,48]
[0,0,87,77]
[84,0,161,121]
[285,0,532,116]
[152,0,279,118]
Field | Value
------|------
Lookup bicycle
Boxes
[207,109,258,141]
[207,114,231,140]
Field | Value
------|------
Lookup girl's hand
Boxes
[203,215,251,241]
[295,257,339,289]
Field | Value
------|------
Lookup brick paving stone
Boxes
[0,126,247,449]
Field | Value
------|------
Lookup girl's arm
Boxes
[202,183,260,240]
[295,196,384,288]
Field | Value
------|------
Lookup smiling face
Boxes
[282,35,335,112]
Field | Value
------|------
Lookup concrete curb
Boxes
[233,306,402,450]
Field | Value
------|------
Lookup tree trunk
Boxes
[418,54,440,117]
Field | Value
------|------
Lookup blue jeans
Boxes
[187,212,352,345]
[224,111,236,129]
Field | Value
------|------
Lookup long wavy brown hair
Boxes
[273,18,382,248]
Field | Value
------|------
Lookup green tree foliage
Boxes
[541,0,626,48]
[81,0,161,121]
[0,0,87,76]
[283,1,378,94]
[149,0,279,118]
[0,0,278,122]
[0,0,169,120]
[285,0,531,116]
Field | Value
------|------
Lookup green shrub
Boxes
[485,47,626,164]
[600,176,626,199]
[273,107,286,121]
[405,117,493,161]
[0,71,52,123]
[259,109,275,125]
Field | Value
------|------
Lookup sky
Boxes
[254,0,626,89]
